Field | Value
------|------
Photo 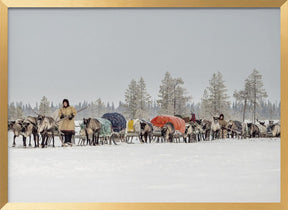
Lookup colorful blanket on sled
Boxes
[151,115,186,134]
[102,112,126,132]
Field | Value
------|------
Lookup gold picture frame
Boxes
[0,0,287,209]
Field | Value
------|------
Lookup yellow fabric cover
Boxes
[127,120,135,133]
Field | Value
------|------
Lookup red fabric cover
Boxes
[151,115,186,133]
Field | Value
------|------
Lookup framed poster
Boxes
[0,0,287,210]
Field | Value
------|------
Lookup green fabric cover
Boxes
[96,118,112,137]
[80,118,112,137]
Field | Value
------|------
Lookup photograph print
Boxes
[8,8,280,202]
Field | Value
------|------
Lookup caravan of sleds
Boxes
[8,112,281,148]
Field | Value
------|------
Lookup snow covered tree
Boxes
[23,103,34,117]
[246,69,268,123]
[116,101,127,117]
[8,103,15,120]
[111,102,115,112]
[87,99,105,118]
[124,77,151,119]
[136,77,152,119]
[35,102,39,112]
[200,88,212,119]
[150,99,160,118]
[106,102,111,112]
[15,104,24,119]
[158,72,191,115]
[8,103,16,120]
[39,96,51,116]
[8,102,24,120]
[233,79,252,122]
[173,79,191,116]
[157,72,174,115]
[204,72,230,116]
[94,98,106,117]
[124,79,138,119]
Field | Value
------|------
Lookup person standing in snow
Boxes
[218,113,228,139]
[58,99,77,145]
[191,113,196,122]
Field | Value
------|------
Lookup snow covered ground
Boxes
[8,132,280,202]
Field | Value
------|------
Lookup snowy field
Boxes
[8,132,280,202]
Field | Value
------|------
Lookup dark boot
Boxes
[67,134,72,143]
[64,135,68,143]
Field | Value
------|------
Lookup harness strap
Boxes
[27,119,38,129]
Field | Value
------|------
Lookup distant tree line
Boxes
[8,70,280,122]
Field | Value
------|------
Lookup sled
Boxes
[102,112,127,143]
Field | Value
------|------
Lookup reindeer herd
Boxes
[8,115,62,148]
[195,118,281,141]
[8,113,281,148]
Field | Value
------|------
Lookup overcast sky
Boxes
[8,8,280,106]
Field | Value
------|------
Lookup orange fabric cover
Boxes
[151,115,186,133]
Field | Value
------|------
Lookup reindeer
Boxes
[184,123,194,143]
[227,120,242,139]
[193,121,203,142]
[267,123,280,137]
[8,120,15,131]
[78,128,91,146]
[248,123,260,138]
[211,117,221,140]
[22,116,39,147]
[201,120,211,141]
[9,119,27,147]
[37,115,58,148]
[241,122,250,139]
[255,120,268,137]
[139,120,153,143]
[83,118,101,145]
[196,119,202,125]
[185,122,202,143]
[173,130,184,143]
[152,126,163,143]
[161,122,175,143]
